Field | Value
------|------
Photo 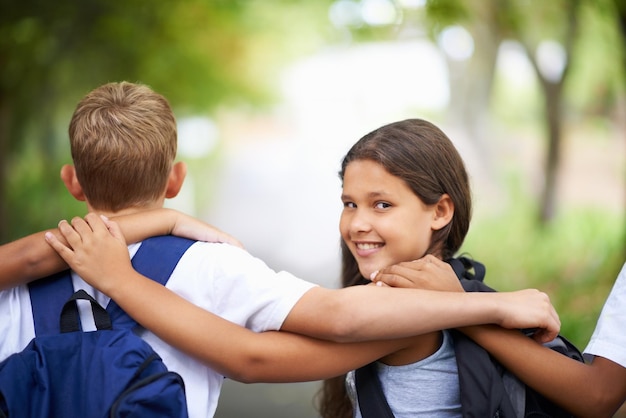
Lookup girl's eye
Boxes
[343,201,356,209]
[375,202,391,209]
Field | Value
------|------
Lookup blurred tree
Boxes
[0,0,332,241]
[502,0,582,224]
[337,0,622,224]
[423,0,622,224]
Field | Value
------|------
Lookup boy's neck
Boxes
[87,202,164,219]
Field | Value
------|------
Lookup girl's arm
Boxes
[461,325,626,418]
[0,208,241,290]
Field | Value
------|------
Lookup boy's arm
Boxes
[43,213,411,382]
[0,209,241,290]
[461,325,626,418]
[282,285,559,343]
[107,272,412,383]
[371,257,626,417]
[283,255,559,343]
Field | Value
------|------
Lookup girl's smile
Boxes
[340,159,442,279]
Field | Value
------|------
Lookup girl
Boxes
[319,118,474,417]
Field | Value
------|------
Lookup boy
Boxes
[0,82,560,418]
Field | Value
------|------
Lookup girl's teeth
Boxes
[357,243,381,250]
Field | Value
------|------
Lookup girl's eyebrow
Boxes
[341,191,389,201]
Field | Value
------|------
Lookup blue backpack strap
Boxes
[106,235,195,328]
[28,270,74,336]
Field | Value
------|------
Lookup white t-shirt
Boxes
[584,261,626,369]
[0,241,316,418]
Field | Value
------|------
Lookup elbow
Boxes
[590,398,624,418]
[575,389,624,418]
[227,370,261,384]
[219,352,273,384]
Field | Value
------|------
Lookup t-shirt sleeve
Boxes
[0,285,35,361]
[166,242,317,333]
[583,262,626,368]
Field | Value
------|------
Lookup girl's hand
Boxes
[45,213,133,295]
[370,255,463,292]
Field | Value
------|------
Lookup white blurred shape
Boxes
[536,40,567,83]
[438,25,474,62]
[178,117,218,158]
[361,0,399,26]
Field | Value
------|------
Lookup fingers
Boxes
[219,233,244,249]
[372,255,463,292]
[45,213,118,258]
[59,218,86,249]
[44,229,75,262]
[372,264,422,288]
[86,213,126,243]
[516,289,560,343]
[538,296,561,343]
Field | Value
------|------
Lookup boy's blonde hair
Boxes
[68,82,177,212]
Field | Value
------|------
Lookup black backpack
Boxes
[355,256,584,418]
[0,235,195,418]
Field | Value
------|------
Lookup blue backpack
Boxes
[0,235,195,418]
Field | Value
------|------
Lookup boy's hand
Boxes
[45,213,133,295]
[494,289,561,343]
[370,255,463,292]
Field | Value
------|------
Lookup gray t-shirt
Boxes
[347,330,461,418]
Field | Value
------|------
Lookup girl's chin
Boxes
[359,267,377,281]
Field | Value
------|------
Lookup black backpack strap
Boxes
[29,270,74,335]
[446,256,486,282]
[451,330,518,418]
[60,289,113,333]
[354,362,395,418]
[106,235,195,328]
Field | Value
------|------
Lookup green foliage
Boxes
[0,0,334,241]
[5,142,86,239]
[461,186,625,349]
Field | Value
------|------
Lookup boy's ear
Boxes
[431,194,454,231]
[60,164,86,201]
[165,162,187,198]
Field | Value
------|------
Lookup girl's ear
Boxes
[432,194,454,231]
[60,164,86,201]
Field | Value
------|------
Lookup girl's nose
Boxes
[349,210,372,233]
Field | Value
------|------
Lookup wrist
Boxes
[486,293,506,327]
[163,208,177,235]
